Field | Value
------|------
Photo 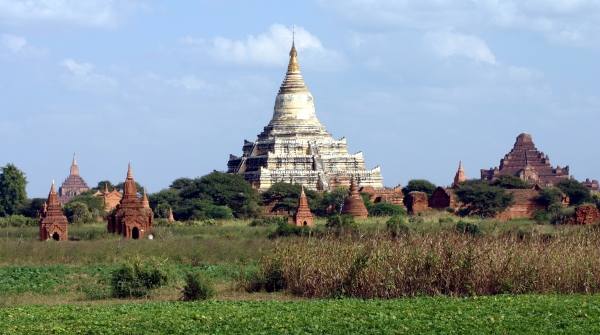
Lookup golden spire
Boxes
[287,30,300,72]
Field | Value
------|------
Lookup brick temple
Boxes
[58,154,90,203]
[227,40,383,191]
[39,181,69,241]
[107,164,153,239]
[481,133,569,186]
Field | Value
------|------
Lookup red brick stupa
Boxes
[290,186,313,226]
[341,176,369,219]
[58,154,90,203]
[40,181,69,241]
[107,164,153,239]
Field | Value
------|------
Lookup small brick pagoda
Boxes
[341,176,369,218]
[290,186,314,226]
[227,40,383,191]
[481,133,569,186]
[107,164,153,239]
[39,181,69,241]
[58,154,90,203]
[453,161,467,186]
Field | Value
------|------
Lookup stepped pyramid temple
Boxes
[481,133,570,186]
[107,164,153,239]
[227,41,383,191]
[58,154,90,203]
[39,181,69,241]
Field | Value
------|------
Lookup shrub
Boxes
[202,219,222,226]
[368,202,407,217]
[79,282,111,300]
[241,261,286,293]
[439,217,454,223]
[549,206,575,225]
[386,215,409,237]
[445,207,456,214]
[455,221,481,236]
[182,270,216,301]
[533,210,548,223]
[249,216,286,227]
[110,256,170,298]
[408,216,424,224]
[326,215,358,230]
[402,179,437,198]
[269,221,314,238]
[557,179,592,206]
[0,215,38,228]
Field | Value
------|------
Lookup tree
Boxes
[68,194,106,219]
[154,203,173,219]
[491,175,533,189]
[96,180,114,192]
[402,179,436,198]
[62,202,91,224]
[262,182,323,215]
[19,198,46,218]
[114,181,146,198]
[170,178,193,190]
[454,179,515,218]
[148,188,181,210]
[557,179,592,206]
[0,163,28,216]
[536,187,564,207]
[178,171,261,219]
[320,187,349,215]
[369,202,407,217]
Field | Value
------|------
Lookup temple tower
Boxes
[453,161,467,186]
[58,154,90,203]
[227,41,383,191]
[107,164,153,239]
[40,181,69,241]
[341,176,369,218]
[291,186,314,226]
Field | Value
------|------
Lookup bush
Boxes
[445,207,456,214]
[557,179,592,206]
[549,206,575,225]
[326,215,358,230]
[439,217,454,223]
[386,215,409,237]
[249,216,286,227]
[408,216,424,224]
[202,219,222,226]
[455,221,481,236]
[0,215,38,228]
[110,256,170,298]
[241,261,286,293]
[533,210,548,223]
[182,270,216,301]
[368,202,407,217]
[269,221,315,238]
[79,282,111,300]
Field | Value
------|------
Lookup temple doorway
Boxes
[52,232,59,241]
[132,227,139,239]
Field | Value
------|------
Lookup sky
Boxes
[0,0,598,198]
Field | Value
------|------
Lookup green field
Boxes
[2,295,599,334]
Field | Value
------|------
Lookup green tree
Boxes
[0,163,28,216]
[491,175,533,189]
[454,179,515,218]
[148,188,181,210]
[557,179,592,206]
[68,194,106,219]
[536,187,564,207]
[262,182,323,215]
[369,202,407,217]
[62,202,92,224]
[154,203,173,219]
[19,198,46,218]
[593,193,600,211]
[402,179,436,198]
[170,178,193,190]
[95,180,114,192]
[179,171,261,219]
[320,187,349,215]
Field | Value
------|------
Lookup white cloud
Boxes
[316,0,600,47]
[0,0,146,30]
[60,58,117,92]
[180,24,348,71]
[0,33,48,58]
[423,31,497,64]
[1,34,25,52]
[167,75,213,91]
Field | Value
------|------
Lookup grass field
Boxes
[2,295,599,334]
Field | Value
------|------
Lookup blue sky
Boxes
[0,0,598,197]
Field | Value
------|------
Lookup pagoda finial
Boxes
[70,153,79,175]
[127,163,133,179]
[50,180,56,193]
[141,188,150,209]
[72,153,77,165]
[104,183,109,194]
[287,29,299,72]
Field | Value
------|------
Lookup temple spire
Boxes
[141,188,150,209]
[287,36,299,73]
[127,163,133,179]
[454,161,467,185]
[70,153,79,175]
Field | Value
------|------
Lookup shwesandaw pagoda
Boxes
[227,40,383,191]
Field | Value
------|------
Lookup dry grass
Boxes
[259,225,600,298]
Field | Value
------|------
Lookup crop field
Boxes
[1,216,598,333]
[2,295,600,334]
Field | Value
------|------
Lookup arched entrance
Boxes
[132,227,140,239]
[52,232,59,241]
[303,221,307,226]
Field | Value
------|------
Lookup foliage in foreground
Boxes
[110,257,170,298]
[257,227,600,298]
[1,296,599,334]
[182,270,216,301]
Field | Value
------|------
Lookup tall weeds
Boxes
[258,227,600,298]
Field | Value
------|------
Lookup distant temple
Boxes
[481,133,569,186]
[227,40,383,191]
[39,181,69,241]
[289,187,314,226]
[341,176,369,218]
[453,161,467,186]
[107,164,153,239]
[58,154,90,203]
